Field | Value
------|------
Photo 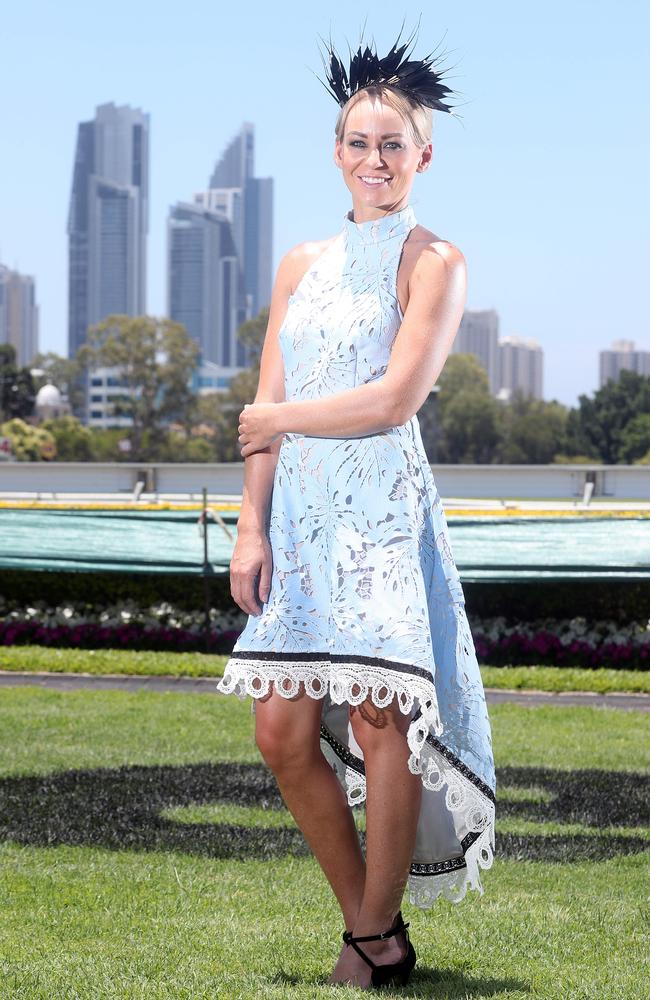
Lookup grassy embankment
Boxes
[0,682,648,998]
[1,644,649,694]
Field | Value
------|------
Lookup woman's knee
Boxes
[349,694,410,753]
[255,717,294,769]
[254,686,321,770]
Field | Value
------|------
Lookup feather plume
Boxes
[313,16,460,116]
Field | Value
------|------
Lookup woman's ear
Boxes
[333,139,343,169]
[417,142,433,172]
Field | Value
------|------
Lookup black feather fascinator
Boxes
[314,16,461,116]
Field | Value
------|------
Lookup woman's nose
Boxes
[365,147,385,166]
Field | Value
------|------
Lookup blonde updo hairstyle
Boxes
[334,84,433,149]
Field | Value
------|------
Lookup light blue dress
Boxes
[217,203,496,907]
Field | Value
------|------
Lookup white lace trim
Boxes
[216,656,495,907]
[408,823,495,907]
[406,736,495,906]
[217,657,444,737]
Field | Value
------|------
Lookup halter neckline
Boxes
[342,204,417,246]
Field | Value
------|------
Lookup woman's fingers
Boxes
[258,551,272,604]
[241,571,263,615]
[232,576,259,615]
[229,535,271,615]
[231,560,265,615]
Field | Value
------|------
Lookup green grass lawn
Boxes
[0,684,648,999]
[1,644,649,693]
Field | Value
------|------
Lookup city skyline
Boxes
[1,1,647,408]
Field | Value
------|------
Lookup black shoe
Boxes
[342,909,417,989]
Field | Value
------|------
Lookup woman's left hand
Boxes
[238,402,283,456]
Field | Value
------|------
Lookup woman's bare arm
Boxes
[235,241,328,533]
[231,240,331,612]
[229,250,293,614]
[264,242,466,440]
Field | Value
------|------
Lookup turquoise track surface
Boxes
[1,509,649,579]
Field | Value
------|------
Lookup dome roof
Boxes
[36,383,63,407]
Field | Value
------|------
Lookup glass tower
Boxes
[67,102,149,358]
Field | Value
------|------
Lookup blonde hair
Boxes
[334,85,433,148]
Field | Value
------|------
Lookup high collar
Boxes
[342,204,417,247]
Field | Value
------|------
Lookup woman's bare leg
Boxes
[254,681,366,931]
[327,694,422,988]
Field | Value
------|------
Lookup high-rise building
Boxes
[195,121,273,321]
[167,202,243,370]
[451,309,500,393]
[0,264,39,367]
[67,102,149,359]
[599,339,650,386]
[497,336,544,400]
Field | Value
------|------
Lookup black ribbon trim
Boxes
[411,707,496,804]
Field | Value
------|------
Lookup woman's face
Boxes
[334,94,432,215]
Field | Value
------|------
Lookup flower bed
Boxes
[1,597,649,669]
[471,615,650,670]
[0,598,245,654]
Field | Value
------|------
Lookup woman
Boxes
[217,24,496,991]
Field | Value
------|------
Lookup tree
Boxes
[41,414,94,461]
[191,394,235,461]
[571,370,650,464]
[495,391,569,464]
[76,315,200,461]
[436,354,501,463]
[619,412,650,464]
[560,407,601,461]
[236,306,269,366]
[0,344,35,421]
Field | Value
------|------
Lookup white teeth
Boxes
[360,176,389,184]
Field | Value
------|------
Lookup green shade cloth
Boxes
[1,510,649,580]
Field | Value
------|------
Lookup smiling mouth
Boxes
[358,175,391,186]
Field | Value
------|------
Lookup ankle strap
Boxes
[342,910,410,945]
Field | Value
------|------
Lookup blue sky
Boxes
[1,0,648,406]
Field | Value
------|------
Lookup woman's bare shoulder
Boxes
[397,223,466,313]
[280,236,339,294]
[408,223,466,269]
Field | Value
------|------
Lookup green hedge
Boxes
[1,568,648,622]
[0,568,231,611]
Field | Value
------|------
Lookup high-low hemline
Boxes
[217,651,496,908]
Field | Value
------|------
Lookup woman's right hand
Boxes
[230,528,273,616]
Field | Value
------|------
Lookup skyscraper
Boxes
[67,102,149,358]
[497,336,544,400]
[196,121,273,320]
[452,309,500,393]
[167,202,243,368]
[599,340,650,386]
[0,264,39,367]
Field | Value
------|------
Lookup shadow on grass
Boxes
[271,965,530,997]
[0,762,648,862]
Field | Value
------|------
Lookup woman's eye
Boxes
[349,141,401,150]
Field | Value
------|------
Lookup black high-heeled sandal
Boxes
[342,910,417,989]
